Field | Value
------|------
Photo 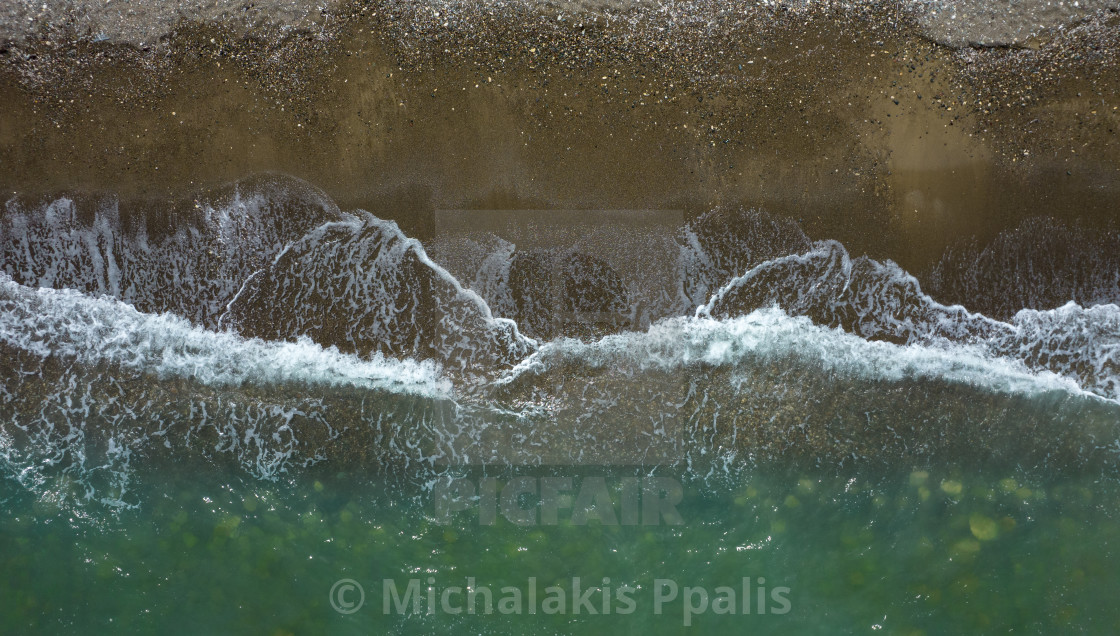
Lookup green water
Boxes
[4,462,1118,634]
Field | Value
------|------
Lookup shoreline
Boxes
[1,2,1118,274]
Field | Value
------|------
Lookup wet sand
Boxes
[1,2,1118,274]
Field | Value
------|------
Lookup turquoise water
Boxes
[4,463,1119,634]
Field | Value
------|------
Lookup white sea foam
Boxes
[502,309,1110,404]
[698,240,1120,401]
[0,274,450,398]
[0,178,343,328]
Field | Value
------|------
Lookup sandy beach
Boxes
[1,3,1117,276]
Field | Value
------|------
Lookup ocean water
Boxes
[2,175,1119,633]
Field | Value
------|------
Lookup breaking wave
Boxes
[0,274,449,397]
[2,177,1119,509]
[702,240,1120,401]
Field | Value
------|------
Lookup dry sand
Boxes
[0,1,1117,274]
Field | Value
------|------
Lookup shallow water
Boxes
[5,463,1120,633]
[1,175,1119,633]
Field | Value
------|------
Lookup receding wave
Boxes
[505,310,1094,400]
[0,274,463,508]
[926,217,1120,320]
[490,310,1120,474]
[0,274,449,397]
[701,240,1120,401]
[677,207,812,315]
[221,212,537,379]
[3,285,1119,509]
[0,176,343,328]
[3,179,1120,510]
